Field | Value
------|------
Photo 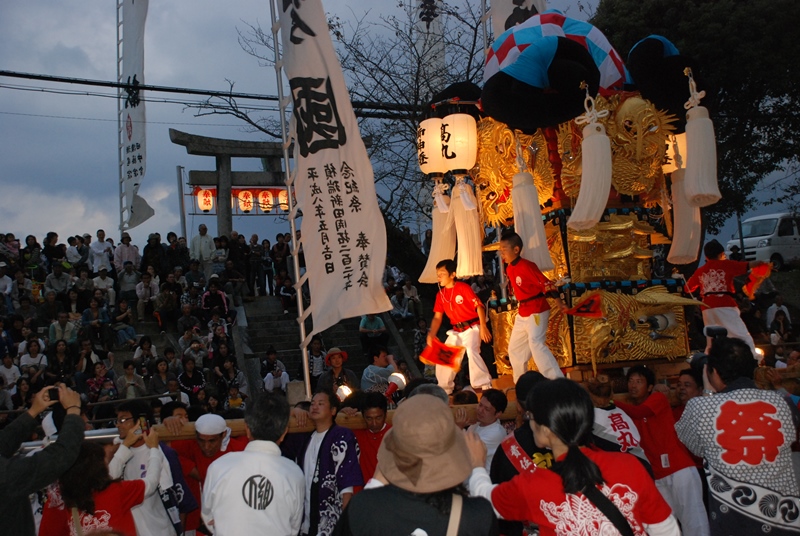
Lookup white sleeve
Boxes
[364,478,386,490]
[643,514,681,536]
[142,448,163,497]
[201,465,218,535]
[467,467,502,518]
[108,444,133,479]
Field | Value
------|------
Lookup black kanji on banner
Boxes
[418,0,439,30]
[124,74,141,109]
[290,77,347,157]
[283,0,316,44]
[504,0,539,31]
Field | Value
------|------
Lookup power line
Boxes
[0,110,257,127]
[0,70,424,115]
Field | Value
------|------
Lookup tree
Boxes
[591,0,800,232]
[190,1,487,232]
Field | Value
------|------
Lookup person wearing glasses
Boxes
[108,400,177,536]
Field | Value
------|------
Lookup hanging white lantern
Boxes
[441,113,478,172]
[257,190,274,213]
[278,190,290,211]
[417,117,446,175]
[237,190,254,213]
[197,189,214,213]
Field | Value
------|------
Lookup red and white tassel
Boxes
[452,177,484,278]
[667,168,702,265]
[419,182,456,284]
[568,90,612,231]
[683,69,720,207]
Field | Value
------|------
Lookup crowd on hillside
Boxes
[0,226,312,426]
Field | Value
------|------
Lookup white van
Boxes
[727,212,800,270]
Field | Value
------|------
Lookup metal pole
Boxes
[116,0,125,232]
[736,210,746,256]
[269,0,312,400]
[176,165,187,238]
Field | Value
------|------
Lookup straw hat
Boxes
[377,394,471,493]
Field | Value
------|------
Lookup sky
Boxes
[0,0,787,252]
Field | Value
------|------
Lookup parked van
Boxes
[727,212,800,270]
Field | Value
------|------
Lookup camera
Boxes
[48,387,59,401]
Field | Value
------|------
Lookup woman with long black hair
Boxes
[466,378,680,536]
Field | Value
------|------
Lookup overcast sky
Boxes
[0,0,784,251]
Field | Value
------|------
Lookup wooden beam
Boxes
[152,403,519,441]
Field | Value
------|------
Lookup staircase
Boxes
[243,296,422,381]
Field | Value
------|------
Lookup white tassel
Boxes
[667,169,702,265]
[452,178,484,278]
[512,171,554,271]
[568,122,612,230]
[684,106,720,207]
[419,194,456,284]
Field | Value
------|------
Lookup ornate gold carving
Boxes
[474,117,554,226]
[607,95,676,196]
[571,286,696,364]
[489,299,572,377]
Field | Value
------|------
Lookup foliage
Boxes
[188,1,486,231]
[592,0,800,232]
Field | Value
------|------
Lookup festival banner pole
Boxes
[274,0,393,399]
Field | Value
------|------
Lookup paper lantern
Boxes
[278,190,289,211]
[197,189,214,213]
[441,113,477,172]
[237,190,254,213]
[257,190,274,212]
[417,117,445,175]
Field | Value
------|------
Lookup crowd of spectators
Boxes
[0,226,310,429]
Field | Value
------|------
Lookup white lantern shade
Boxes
[257,190,274,212]
[441,113,477,172]
[237,190,254,213]
[197,189,214,213]
[278,190,289,211]
[417,117,445,175]
[663,132,688,174]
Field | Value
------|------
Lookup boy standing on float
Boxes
[498,232,565,380]
[427,259,494,394]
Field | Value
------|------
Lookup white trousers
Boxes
[435,325,493,393]
[508,310,564,381]
[655,466,710,536]
[702,307,756,355]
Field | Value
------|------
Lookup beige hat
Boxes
[377,394,472,493]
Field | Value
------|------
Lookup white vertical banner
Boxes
[279,0,392,335]
[490,0,546,42]
[120,0,154,229]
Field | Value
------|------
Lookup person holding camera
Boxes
[0,384,84,535]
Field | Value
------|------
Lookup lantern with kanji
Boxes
[278,190,289,212]
[417,117,445,176]
[197,189,214,213]
[440,113,477,173]
[237,190,254,213]
[258,190,274,213]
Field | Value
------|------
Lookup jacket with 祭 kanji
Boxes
[676,378,800,535]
